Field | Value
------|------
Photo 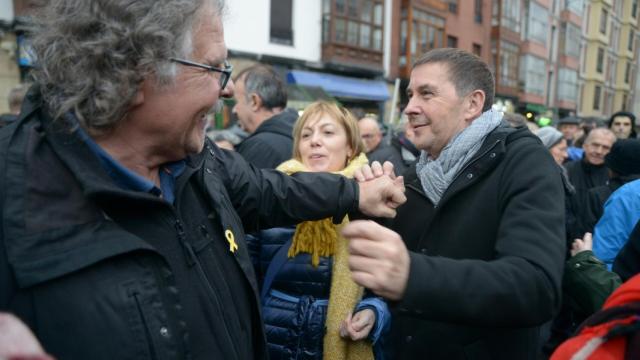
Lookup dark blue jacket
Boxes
[247,227,389,359]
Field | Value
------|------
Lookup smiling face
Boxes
[126,5,233,162]
[298,113,353,172]
[404,62,471,158]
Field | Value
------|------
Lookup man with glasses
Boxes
[0,1,405,359]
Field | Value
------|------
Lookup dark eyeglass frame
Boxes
[169,58,233,90]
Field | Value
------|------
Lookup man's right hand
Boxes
[0,313,54,360]
[356,161,405,218]
[357,174,405,218]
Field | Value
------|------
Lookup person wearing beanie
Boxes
[579,139,640,236]
[536,126,568,165]
[608,111,637,139]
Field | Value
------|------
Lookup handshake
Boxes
[350,161,411,301]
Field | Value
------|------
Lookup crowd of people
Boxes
[1,1,639,359]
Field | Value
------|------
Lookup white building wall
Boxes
[224,0,322,63]
[0,0,13,22]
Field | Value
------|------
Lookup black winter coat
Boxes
[237,108,298,169]
[0,89,359,360]
[388,124,565,359]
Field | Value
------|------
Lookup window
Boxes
[270,0,293,45]
[625,62,631,83]
[501,0,521,33]
[499,40,519,88]
[633,0,638,19]
[600,8,608,35]
[447,35,458,48]
[566,0,583,14]
[520,54,546,96]
[557,68,578,102]
[405,8,445,63]
[563,22,581,58]
[327,0,384,51]
[449,0,458,13]
[622,93,628,110]
[596,47,605,73]
[474,0,483,23]
[526,1,548,45]
[628,28,635,51]
[473,43,482,56]
[593,85,601,110]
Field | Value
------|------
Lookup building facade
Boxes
[580,0,639,119]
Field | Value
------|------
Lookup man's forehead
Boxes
[613,116,631,123]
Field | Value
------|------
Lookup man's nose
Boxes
[221,79,235,99]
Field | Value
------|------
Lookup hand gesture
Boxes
[342,220,410,300]
[571,232,593,257]
[339,309,375,341]
[0,313,55,360]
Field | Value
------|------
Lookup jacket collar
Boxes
[405,123,531,206]
[23,89,206,203]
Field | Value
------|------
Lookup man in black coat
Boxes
[580,139,640,234]
[343,48,565,359]
[0,1,406,359]
[358,116,406,174]
[233,65,298,169]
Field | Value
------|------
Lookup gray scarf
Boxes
[416,109,503,205]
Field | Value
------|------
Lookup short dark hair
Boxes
[413,48,495,112]
[609,111,637,138]
[235,65,287,110]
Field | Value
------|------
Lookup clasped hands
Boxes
[348,161,411,301]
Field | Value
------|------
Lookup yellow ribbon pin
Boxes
[225,229,238,253]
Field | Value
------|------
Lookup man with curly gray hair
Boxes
[0,1,406,359]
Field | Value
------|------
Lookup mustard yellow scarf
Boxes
[276,153,374,360]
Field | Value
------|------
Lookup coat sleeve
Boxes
[213,144,359,233]
[593,189,640,270]
[354,297,390,344]
[563,250,621,316]
[396,138,566,327]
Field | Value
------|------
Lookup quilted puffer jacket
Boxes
[247,227,390,360]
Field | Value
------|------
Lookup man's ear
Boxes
[464,89,485,121]
[250,93,262,112]
[130,86,145,107]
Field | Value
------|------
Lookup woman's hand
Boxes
[339,309,375,341]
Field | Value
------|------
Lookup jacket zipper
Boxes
[132,291,159,360]
[174,219,240,359]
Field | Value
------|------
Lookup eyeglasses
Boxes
[169,58,233,90]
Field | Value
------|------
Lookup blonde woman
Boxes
[247,102,389,359]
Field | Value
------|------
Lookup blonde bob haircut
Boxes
[292,101,365,164]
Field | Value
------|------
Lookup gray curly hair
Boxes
[32,0,225,134]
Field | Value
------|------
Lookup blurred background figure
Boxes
[502,112,527,128]
[390,119,420,170]
[358,116,405,174]
[580,139,640,235]
[564,128,616,194]
[206,129,241,151]
[0,83,30,128]
[232,64,297,169]
[247,101,389,359]
[536,126,569,166]
[608,111,637,140]
[557,116,581,147]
